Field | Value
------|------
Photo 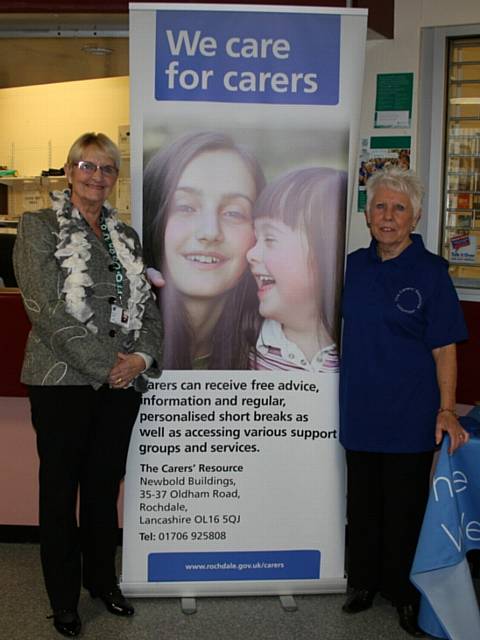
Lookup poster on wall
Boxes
[374,72,413,129]
[357,135,411,212]
[122,3,367,597]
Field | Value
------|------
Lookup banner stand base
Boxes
[181,598,197,615]
[279,595,298,612]
[120,577,348,598]
[179,595,298,615]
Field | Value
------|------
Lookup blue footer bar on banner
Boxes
[148,550,321,582]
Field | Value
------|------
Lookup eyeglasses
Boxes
[74,160,119,177]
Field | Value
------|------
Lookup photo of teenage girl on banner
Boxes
[143,131,265,369]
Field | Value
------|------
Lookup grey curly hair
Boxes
[366,167,424,217]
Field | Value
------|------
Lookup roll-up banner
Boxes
[123,2,367,597]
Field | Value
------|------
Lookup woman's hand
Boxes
[435,410,470,454]
[109,353,146,389]
[146,267,165,288]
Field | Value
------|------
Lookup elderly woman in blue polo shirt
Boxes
[340,167,469,637]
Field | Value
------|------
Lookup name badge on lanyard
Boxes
[110,304,130,328]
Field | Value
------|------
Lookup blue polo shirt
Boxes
[339,235,468,453]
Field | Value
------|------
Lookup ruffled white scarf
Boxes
[52,189,150,338]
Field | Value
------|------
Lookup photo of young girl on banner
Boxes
[248,167,346,372]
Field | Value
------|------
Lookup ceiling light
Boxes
[81,45,113,56]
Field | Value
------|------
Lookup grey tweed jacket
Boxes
[13,207,163,389]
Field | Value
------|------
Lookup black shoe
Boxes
[90,585,134,616]
[397,604,426,637]
[48,610,81,637]
[342,589,376,613]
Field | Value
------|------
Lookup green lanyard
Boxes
[99,211,124,303]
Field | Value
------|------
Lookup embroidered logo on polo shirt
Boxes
[395,287,422,314]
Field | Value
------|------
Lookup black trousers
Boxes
[345,449,434,605]
[28,385,141,611]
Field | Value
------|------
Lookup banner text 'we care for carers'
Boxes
[155,11,340,105]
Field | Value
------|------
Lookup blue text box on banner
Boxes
[155,10,340,105]
[148,549,321,582]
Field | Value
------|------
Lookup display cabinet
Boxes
[442,37,480,287]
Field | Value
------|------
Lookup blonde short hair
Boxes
[66,132,120,170]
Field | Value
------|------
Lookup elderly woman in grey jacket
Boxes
[13,132,162,638]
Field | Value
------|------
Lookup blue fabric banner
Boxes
[411,420,480,639]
